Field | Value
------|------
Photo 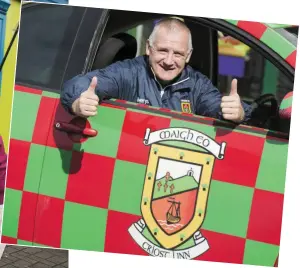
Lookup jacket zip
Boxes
[153,72,190,97]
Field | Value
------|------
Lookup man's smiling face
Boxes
[146,24,192,83]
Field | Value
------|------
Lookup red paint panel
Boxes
[285,50,297,68]
[15,85,42,95]
[247,189,284,245]
[117,111,171,165]
[237,21,267,39]
[196,230,245,264]
[115,99,127,104]
[33,195,65,248]
[101,103,126,110]
[104,210,148,256]
[32,97,57,146]
[137,104,150,109]
[159,107,172,113]
[1,236,18,244]
[66,152,115,209]
[213,129,265,187]
[17,191,39,242]
[6,139,31,190]
[46,102,75,151]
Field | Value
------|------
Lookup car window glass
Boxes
[217,32,294,133]
[94,16,216,83]
[15,5,85,93]
[217,33,293,102]
[92,11,294,134]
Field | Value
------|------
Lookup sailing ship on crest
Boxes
[166,198,181,224]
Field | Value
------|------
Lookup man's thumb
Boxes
[229,78,238,96]
[87,76,97,93]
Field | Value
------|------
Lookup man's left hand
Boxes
[220,79,245,123]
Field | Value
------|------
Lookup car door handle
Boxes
[55,122,98,137]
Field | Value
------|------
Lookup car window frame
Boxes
[80,9,293,139]
[196,18,295,82]
[84,10,295,88]
[83,10,220,85]
[81,9,110,74]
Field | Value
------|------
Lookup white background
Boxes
[66,0,300,267]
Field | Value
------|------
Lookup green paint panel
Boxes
[226,19,239,25]
[280,96,293,109]
[10,91,41,141]
[17,240,33,246]
[23,144,45,193]
[61,202,108,251]
[162,119,216,152]
[256,139,288,193]
[39,147,72,199]
[260,28,295,58]
[243,239,279,266]
[267,23,292,29]
[2,189,22,238]
[202,180,254,238]
[42,91,60,99]
[73,106,125,158]
[109,160,146,215]
[262,60,279,95]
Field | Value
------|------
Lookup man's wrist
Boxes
[71,98,80,115]
[238,107,245,123]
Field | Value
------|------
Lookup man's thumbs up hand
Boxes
[229,78,238,96]
[72,76,99,117]
[220,78,245,123]
[87,76,97,94]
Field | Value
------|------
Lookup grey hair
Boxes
[148,18,193,52]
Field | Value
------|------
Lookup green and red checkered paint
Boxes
[1,84,288,266]
[226,19,297,68]
[279,91,293,119]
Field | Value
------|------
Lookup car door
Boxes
[49,14,292,266]
[26,10,220,252]
[201,19,294,267]
[1,3,104,246]
[2,6,295,268]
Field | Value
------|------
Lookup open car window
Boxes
[90,11,218,85]
[216,31,293,133]
[89,10,294,134]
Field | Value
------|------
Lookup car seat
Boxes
[92,32,138,70]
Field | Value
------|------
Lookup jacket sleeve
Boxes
[60,60,133,114]
[194,75,253,123]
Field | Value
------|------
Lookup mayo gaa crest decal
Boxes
[128,127,227,259]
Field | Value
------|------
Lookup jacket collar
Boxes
[143,55,193,92]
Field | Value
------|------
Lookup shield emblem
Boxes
[141,143,215,249]
[129,127,226,258]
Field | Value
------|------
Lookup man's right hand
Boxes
[71,76,99,117]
